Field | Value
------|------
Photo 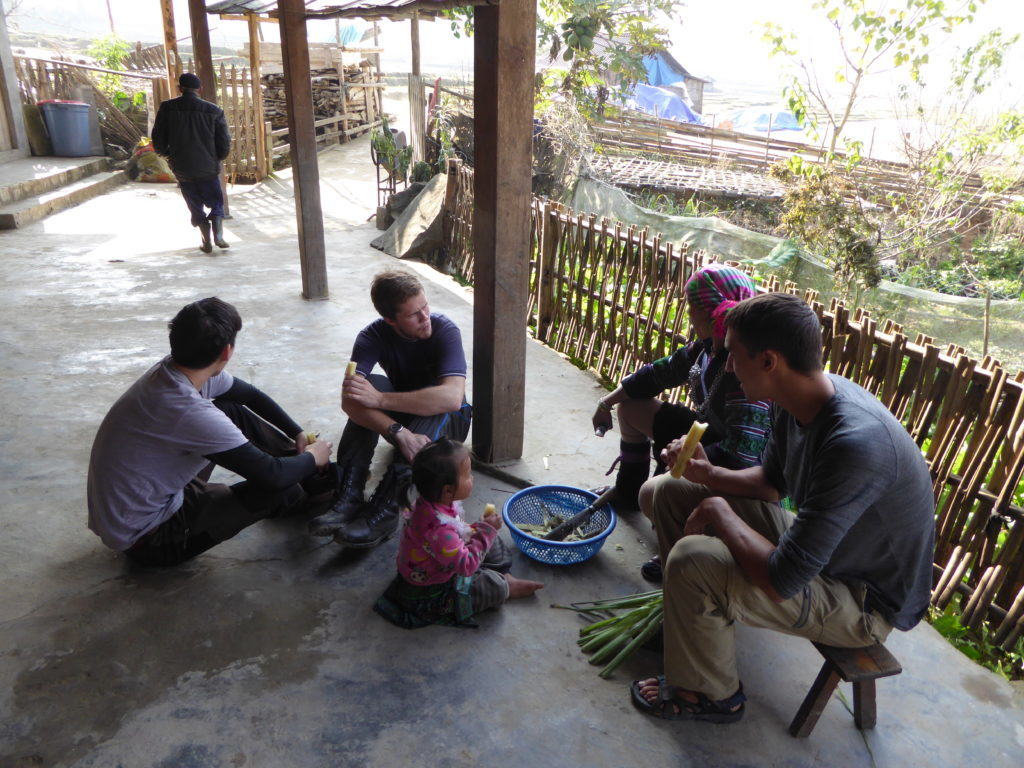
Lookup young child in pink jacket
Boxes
[374,438,543,628]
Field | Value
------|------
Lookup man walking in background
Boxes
[152,72,231,253]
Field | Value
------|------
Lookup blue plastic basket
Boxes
[502,485,617,565]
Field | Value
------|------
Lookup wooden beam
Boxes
[279,0,328,300]
[247,13,267,179]
[159,0,178,95]
[471,0,537,462]
[186,0,216,103]
[408,12,425,161]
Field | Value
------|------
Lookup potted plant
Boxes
[371,115,413,183]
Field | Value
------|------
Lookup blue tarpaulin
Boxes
[643,54,686,87]
[627,82,702,124]
[725,108,803,133]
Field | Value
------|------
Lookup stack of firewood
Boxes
[261,64,377,132]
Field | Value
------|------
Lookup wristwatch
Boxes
[386,422,405,443]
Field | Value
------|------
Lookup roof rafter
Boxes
[205,0,498,21]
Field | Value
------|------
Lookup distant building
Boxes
[641,49,710,115]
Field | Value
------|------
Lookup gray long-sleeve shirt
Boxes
[762,375,935,631]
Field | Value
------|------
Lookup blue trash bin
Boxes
[38,100,92,157]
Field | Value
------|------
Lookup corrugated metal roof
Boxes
[206,0,496,19]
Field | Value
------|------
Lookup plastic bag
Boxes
[128,138,175,183]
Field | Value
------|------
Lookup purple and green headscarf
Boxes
[683,263,757,340]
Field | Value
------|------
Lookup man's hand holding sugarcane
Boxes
[661,440,714,485]
[662,438,782,505]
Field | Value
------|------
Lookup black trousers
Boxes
[336,374,473,470]
[125,401,302,567]
[179,176,224,226]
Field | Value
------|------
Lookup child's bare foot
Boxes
[505,574,544,599]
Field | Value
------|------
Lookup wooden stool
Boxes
[789,642,902,737]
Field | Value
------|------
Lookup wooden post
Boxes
[408,12,425,161]
[983,290,992,358]
[186,0,215,103]
[472,0,537,462]
[160,0,178,96]
[537,202,557,342]
[248,13,267,180]
[264,119,273,171]
[279,0,328,300]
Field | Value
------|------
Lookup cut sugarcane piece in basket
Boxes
[669,421,708,478]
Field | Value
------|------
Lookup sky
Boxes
[6,0,1024,114]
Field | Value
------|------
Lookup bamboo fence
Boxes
[442,158,1024,650]
[214,63,263,184]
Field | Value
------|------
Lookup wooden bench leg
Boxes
[853,679,876,730]
[789,663,841,738]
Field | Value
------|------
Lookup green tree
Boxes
[444,0,680,116]
[772,163,882,298]
[87,34,133,104]
[886,29,1024,268]
[763,0,988,156]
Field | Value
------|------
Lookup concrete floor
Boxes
[1,138,1022,768]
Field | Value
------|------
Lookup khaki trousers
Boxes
[644,474,892,701]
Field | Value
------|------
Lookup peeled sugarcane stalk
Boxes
[345,361,358,378]
[669,421,708,478]
[482,503,496,523]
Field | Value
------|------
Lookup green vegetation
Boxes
[371,115,413,183]
[86,34,143,111]
[761,1,1024,299]
[929,604,1024,681]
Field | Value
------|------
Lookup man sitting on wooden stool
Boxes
[630,292,935,724]
[309,270,472,550]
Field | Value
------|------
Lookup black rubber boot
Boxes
[211,216,229,248]
[308,464,371,537]
[333,463,411,549]
[198,220,213,253]
[611,439,651,512]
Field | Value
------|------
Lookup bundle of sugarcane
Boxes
[554,589,663,678]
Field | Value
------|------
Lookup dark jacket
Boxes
[151,91,230,181]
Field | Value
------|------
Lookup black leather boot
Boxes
[333,463,410,549]
[211,215,229,248]
[308,464,370,537]
[609,439,651,512]
[198,220,213,253]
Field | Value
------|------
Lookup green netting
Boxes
[570,177,1024,374]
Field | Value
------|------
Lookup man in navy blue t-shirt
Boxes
[310,271,472,549]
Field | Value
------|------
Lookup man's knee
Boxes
[638,476,658,521]
[664,535,734,590]
[649,474,707,517]
[213,398,246,423]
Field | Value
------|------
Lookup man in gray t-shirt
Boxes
[87,297,334,567]
[630,292,935,725]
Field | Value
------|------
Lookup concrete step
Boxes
[0,156,111,206]
[0,170,127,229]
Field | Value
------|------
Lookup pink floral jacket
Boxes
[397,497,498,586]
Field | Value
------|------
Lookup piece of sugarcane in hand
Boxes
[345,361,358,378]
[669,421,708,479]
